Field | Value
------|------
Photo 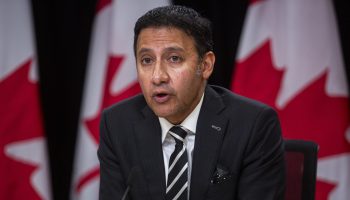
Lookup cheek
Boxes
[171,72,189,93]
[137,74,151,93]
[172,68,193,83]
[137,70,151,83]
[172,70,197,97]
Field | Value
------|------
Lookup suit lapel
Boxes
[133,106,166,200]
[190,86,229,200]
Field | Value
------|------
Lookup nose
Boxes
[152,61,169,85]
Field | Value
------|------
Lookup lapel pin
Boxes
[211,125,221,131]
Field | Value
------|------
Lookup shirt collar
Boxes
[159,92,204,143]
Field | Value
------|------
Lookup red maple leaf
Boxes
[0,60,44,199]
[76,55,141,192]
[232,41,350,199]
[84,55,141,143]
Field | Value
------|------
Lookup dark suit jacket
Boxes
[98,85,285,200]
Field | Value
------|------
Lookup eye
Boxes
[168,55,183,63]
[140,57,153,65]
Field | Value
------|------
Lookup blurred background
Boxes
[1,0,349,199]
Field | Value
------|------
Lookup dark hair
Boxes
[133,5,213,58]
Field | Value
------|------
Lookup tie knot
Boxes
[169,126,187,142]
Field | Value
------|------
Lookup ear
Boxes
[200,51,215,80]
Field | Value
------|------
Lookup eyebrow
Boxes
[137,48,152,55]
[137,46,185,56]
[164,46,185,53]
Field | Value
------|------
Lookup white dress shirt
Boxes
[159,93,204,193]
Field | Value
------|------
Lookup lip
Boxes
[153,94,170,103]
[152,91,171,103]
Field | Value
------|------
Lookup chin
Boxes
[153,110,171,118]
[152,107,173,118]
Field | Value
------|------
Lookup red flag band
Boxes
[0,0,51,199]
[232,0,350,199]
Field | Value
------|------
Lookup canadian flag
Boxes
[0,0,51,200]
[70,0,170,199]
[232,0,350,199]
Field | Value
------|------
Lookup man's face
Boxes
[136,27,214,124]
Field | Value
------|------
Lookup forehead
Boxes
[136,27,196,54]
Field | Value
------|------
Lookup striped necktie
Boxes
[165,125,188,200]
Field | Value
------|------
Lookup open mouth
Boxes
[156,93,167,98]
[153,92,170,103]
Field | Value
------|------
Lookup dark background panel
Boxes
[334,0,350,83]
[31,1,96,199]
[30,0,349,199]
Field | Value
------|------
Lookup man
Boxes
[98,5,285,200]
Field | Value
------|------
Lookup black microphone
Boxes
[121,167,140,200]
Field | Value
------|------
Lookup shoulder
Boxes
[208,85,275,112]
[102,93,147,120]
[206,85,279,124]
